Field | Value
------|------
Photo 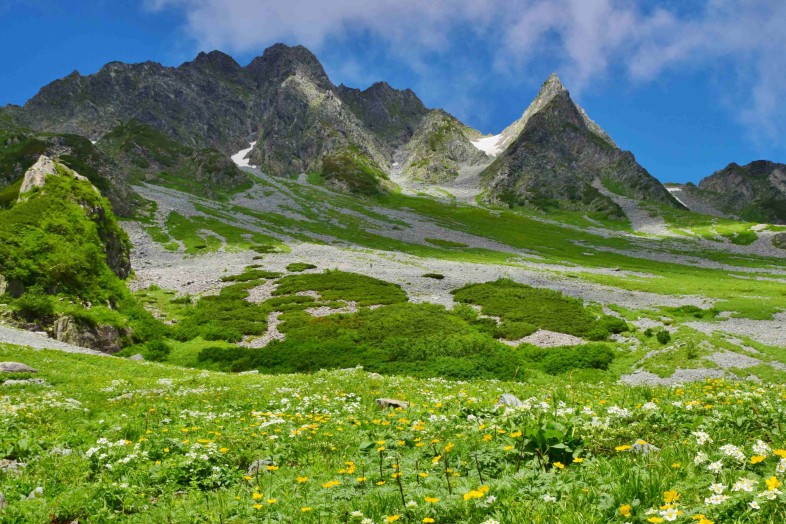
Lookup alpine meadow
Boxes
[1,9,786,523]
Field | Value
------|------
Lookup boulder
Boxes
[774,232,786,250]
[0,362,38,373]
[54,316,124,354]
[0,459,26,474]
[247,458,275,476]
[26,487,43,500]
[376,398,409,410]
[129,354,145,361]
[1,378,47,386]
[494,394,524,410]
[0,491,6,510]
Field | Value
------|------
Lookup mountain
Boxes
[677,161,786,224]
[9,44,416,182]
[400,110,489,183]
[478,74,680,215]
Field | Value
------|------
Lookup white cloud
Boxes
[147,0,786,148]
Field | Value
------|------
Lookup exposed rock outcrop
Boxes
[53,316,126,354]
[17,155,90,200]
[0,362,38,373]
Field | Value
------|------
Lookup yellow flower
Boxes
[376,481,386,486]
[322,480,341,488]
[478,485,490,493]
[573,457,584,463]
[301,507,312,512]
[253,504,263,510]
[671,463,681,469]
[386,516,400,522]
[296,476,309,483]
[553,462,565,469]
[510,431,522,438]
[164,448,170,453]
[615,445,632,452]
[504,445,515,451]
[424,496,440,503]
[432,455,441,464]
[267,499,276,504]
[243,475,253,481]
[444,443,454,452]
[419,472,429,478]
[265,465,279,471]
[423,519,435,523]
[356,477,367,482]
[774,449,786,458]
[219,447,229,453]
[482,434,493,442]
[751,455,766,464]
[766,476,781,491]
[252,492,263,500]
[619,504,631,517]
[663,489,680,504]
[648,518,664,523]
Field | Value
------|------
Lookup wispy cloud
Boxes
[146,0,786,148]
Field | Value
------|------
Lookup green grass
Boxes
[2,345,786,523]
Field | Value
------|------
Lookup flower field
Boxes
[1,344,785,523]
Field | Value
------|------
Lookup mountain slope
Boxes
[336,81,430,149]
[400,109,489,183]
[691,161,786,224]
[479,74,679,215]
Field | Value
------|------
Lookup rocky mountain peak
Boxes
[245,43,331,90]
[182,50,242,74]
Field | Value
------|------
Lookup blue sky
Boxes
[1,0,784,184]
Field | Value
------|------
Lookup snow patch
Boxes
[231,141,257,167]
[666,186,687,207]
[471,134,505,156]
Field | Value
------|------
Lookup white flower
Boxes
[350,510,364,518]
[778,458,786,474]
[760,489,780,500]
[719,444,745,462]
[753,440,771,456]
[709,483,726,494]
[704,494,728,505]
[484,495,497,506]
[642,402,658,411]
[750,500,761,509]
[361,519,374,524]
[405,500,417,508]
[481,520,501,524]
[692,431,713,445]
[660,507,680,521]
[707,460,723,473]
[694,452,708,464]
[543,494,557,503]
[732,478,757,492]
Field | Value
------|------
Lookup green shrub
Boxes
[274,270,407,306]
[524,344,615,375]
[656,330,672,344]
[423,273,445,279]
[286,262,317,272]
[453,279,600,337]
[12,293,55,321]
[220,269,281,282]
[144,339,172,361]
[493,321,537,340]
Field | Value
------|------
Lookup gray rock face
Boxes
[480,74,679,216]
[18,155,90,200]
[247,458,275,476]
[401,110,489,183]
[54,316,124,354]
[129,353,145,361]
[0,362,38,373]
[690,161,786,224]
[337,82,430,149]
